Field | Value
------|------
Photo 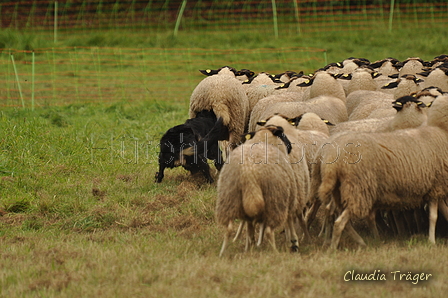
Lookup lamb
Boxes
[216,125,301,256]
[189,66,250,150]
[155,111,227,184]
[312,95,448,249]
[330,96,428,134]
[258,95,348,128]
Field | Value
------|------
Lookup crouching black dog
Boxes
[155,110,228,183]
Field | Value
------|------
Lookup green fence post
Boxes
[11,54,25,108]
[174,0,187,37]
[388,0,395,33]
[271,0,278,39]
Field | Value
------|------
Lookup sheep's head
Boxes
[392,95,426,111]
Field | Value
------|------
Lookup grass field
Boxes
[1,25,448,297]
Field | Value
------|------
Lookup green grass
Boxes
[1,25,448,297]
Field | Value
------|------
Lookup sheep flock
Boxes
[156,55,448,256]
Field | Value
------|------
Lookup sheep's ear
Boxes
[381,81,399,89]
[242,132,255,142]
[388,73,400,79]
[369,60,386,69]
[416,101,427,108]
[297,78,313,87]
[414,77,424,84]
[287,116,302,127]
[392,100,403,111]
[426,101,433,108]
[275,82,290,90]
[322,119,335,126]
[257,120,267,126]
[273,129,292,154]
[417,70,431,77]
[371,72,382,78]
[199,69,219,76]
[335,73,351,80]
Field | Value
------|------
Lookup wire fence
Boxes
[1,1,447,34]
[0,46,326,108]
[1,1,447,108]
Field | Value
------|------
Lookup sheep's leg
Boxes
[331,208,351,250]
[428,200,438,244]
[392,211,408,237]
[304,199,321,229]
[245,221,255,252]
[368,209,380,239]
[319,202,335,245]
[438,199,448,222]
[296,211,310,243]
[287,216,299,252]
[219,221,233,257]
[257,222,265,247]
[265,226,278,253]
[233,221,245,242]
[345,223,367,247]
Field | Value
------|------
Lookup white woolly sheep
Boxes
[216,125,301,256]
[298,71,346,103]
[330,96,427,135]
[258,95,348,128]
[189,66,250,150]
[418,66,448,92]
[248,92,302,131]
[348,74,424,121]
[313,95,448,249]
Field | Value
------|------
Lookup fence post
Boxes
[54,1,58,43]
[293,0,301,35]
[388,0,395,33]
[174,0,187,37]
[11,54,25,108]
[271,0,278,39]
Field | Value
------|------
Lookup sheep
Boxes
[259,113,332,168]
[155,111,227,184]
[189,66,250,150]
[298,71,346,103]
[417,66,448,92]
[369,57,400,77]
[411,86,445,106]
[216,125,301,256]
[335,66,381,96]
[330,96,427,135]
[348,74,423,121]
[248,92,302,132]
[395,57,430,77]
[243,72,286,114]
[312,95,448,249]
[258,95,348,128]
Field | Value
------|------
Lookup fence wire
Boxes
[0,46,326,107]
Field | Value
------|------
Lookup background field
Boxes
[1,1,448,297]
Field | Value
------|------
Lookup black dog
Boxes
[155,110,228,183]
